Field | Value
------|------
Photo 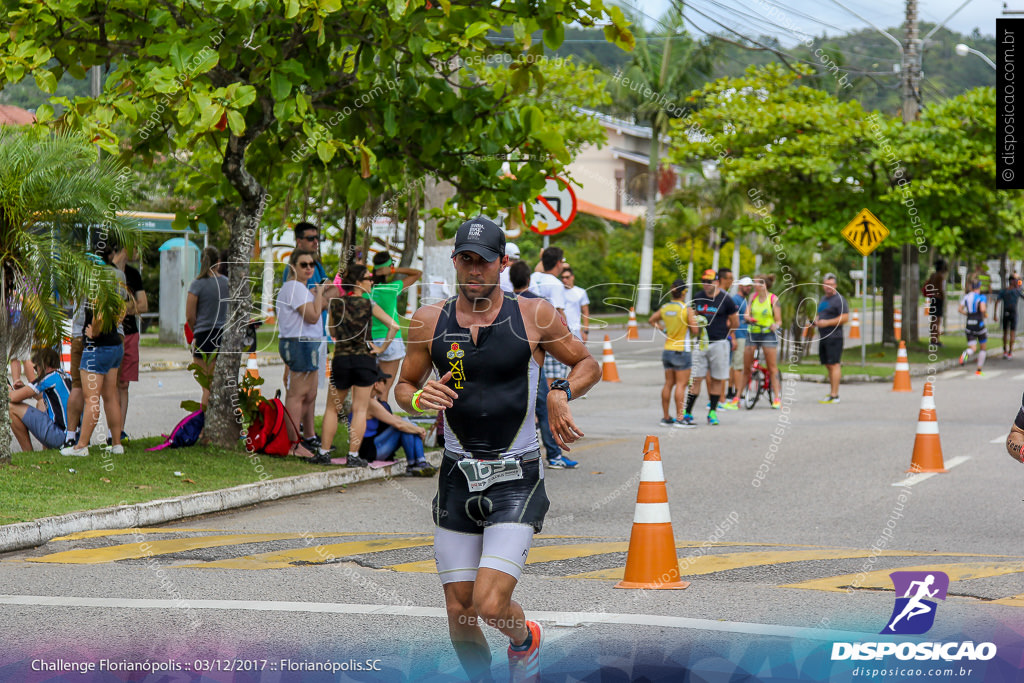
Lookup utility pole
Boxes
[900,0,921,344]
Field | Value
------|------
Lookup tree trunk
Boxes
[636,134,659,316]
[343,208,358,261]
[421,176,456,306]
[400,188,419,269]
[880,247,896,345]
[901,244,920,344]
[206,131,270,448]
[0,274,12,465]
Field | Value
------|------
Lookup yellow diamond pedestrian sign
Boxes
[841,208,889,256]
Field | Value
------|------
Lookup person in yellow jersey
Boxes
[649,279,699,427]
[743,274,783,409]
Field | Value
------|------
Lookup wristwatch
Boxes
[550,379,572,401]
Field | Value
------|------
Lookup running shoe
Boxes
[508,620,543,683]
[771,398,782,409]
[675,414,696,428]
[707,410,720,426]
[60,445,89,457]
[975,369,984,376]
[309,447,334,465]
[959,350,969,366]
[719,397,740,410]
[302,435,322,452]
[819,396,841,404]
[408,460,437,477]
[547,455,579,469]
[108,445,124,455]
[659,417,676,427]
[345,454,370,468]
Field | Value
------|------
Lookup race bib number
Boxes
[457,457,524,492]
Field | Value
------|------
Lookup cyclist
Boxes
[743,274,782,409]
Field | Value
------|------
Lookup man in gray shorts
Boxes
[683,269,739,426]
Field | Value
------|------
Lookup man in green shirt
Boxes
[370,250,422,398]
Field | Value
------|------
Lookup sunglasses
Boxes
[297,262,315,268]
[701,279,714,284]
[301,235,320,241]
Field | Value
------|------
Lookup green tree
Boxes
[1,0,632,447]
[0,127,141,465]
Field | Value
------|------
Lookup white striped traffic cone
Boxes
[907,382,946,473]
[895,309,902,341]
[892,340,912,392]
[627,307,640,340]
[601,335,620,382]
[850,310,861,339]
[615,436,689,590]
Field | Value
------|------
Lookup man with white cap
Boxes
[499,242,520,293]
[724,275,754,409]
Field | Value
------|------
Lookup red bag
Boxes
[246,397,299,456]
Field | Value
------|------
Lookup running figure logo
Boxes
[880,571,949,635]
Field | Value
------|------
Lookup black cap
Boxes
[452,216,505,262]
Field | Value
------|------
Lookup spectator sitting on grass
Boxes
[9,348,72,452]
[350,369,436,476]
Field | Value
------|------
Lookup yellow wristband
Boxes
[412,389,425,412]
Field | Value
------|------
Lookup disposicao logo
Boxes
[882,570,948,635]
[831,570,997,663]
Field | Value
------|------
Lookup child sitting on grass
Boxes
[9,348,72,452]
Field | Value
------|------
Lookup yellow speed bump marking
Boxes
[782,561,1024,593]
[387,541,788,574]
[26,533,339,564]
[992,594,1024,607]
[569,550,1018,582]
[175,536,433,570]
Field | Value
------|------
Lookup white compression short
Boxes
[434,524,535,584]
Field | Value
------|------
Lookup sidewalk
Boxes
[138,338,283,373]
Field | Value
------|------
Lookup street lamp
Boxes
[955,43,996,70]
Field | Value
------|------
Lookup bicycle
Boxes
[742,346,774,410]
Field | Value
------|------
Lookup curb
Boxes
[782,358,962,384]
[0,451,443,555]
[140,355,285,374]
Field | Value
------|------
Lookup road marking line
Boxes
[992,593,1024,607]
[941,370,966,380]
[26,533,328,564]
[52,528,229,541]
[782,561,1024,593]
[0,595,877,642]
[992,435,1009,444]
[890,455,970,487]
[386,541,788,574]
[565,548,999,582]
[175,537,433,570]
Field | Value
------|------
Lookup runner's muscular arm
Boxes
[1007,425,1024,464]
[524,297,601,450]
[395,304,457,414]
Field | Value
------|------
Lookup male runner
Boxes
[396,217,600,683]
[959,279,987,376]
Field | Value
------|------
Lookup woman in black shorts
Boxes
[314,264,399,466]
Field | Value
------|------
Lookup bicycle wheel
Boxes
[743,375,760,409]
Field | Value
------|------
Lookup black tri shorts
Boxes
[433,451,550,534]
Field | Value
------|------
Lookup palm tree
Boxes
[0,127,141,465]
[613,8,717,314]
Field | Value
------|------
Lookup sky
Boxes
[629,0,1001,51]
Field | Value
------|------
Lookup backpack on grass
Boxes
[146,410,205,451]
[246,395,300,456]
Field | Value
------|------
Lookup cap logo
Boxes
[469,224,484,239]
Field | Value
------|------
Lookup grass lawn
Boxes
[0,437,332,525]
[839,334,967,365]
[140,329,280,350]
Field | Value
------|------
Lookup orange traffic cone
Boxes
[892,340,912,392]
[601,334,620,383]
[616,436,689,590]
[627,307,640,340]
[849,310,861,339]
[907,382,946,473]
[895,309,902,341]
[245,352,260,381]
[61,336,72,374]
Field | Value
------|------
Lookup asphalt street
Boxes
[2,334,1023,682]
